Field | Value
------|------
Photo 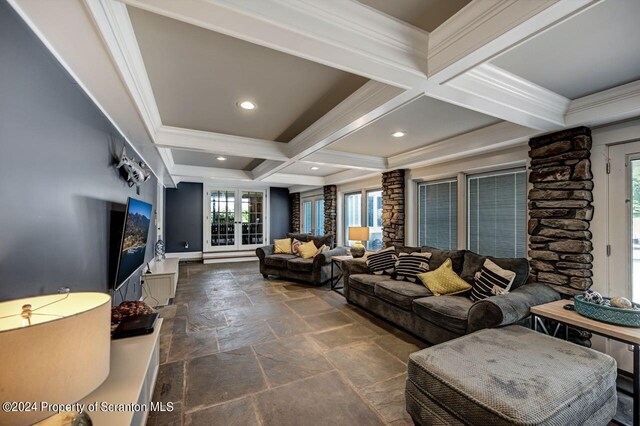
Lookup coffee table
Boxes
[531,299,640,426]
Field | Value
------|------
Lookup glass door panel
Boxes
[302,200,313,234]
[344,192,362,246]
[210,190,235,248]
[240,191,264,248]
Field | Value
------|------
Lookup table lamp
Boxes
[348,226,369,258]
[0,292,111,426]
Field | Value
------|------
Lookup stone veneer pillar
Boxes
[382,169,406,248]
[528,126,594,296]
[323,185,337,239]
[289,192,300,233]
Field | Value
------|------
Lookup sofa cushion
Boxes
[374,280,432,310]
[287,233,311,242]
[311,234,334,249]
[420,245,465,273]
[287,257,314,272]
[461,251,529,289]
[264,254,297,268]
[391,244,422,255]
[393,252,431,283]
[349,274,388,296]
[412,296,473,335]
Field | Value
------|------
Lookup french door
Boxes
[301,196,324,235]
[205,188,266,251]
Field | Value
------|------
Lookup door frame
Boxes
[203,187,268,252]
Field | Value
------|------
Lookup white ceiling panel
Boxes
[330,95,500,157]
[492,0,640,99]
[279,161,349,177]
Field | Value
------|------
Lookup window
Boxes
[301,197,323,235]
[302,200,312,234]
[366,190,383,250]
[315,199,325,236]
[344,192,362,245]
[418,179,457,250]
[467,168,526,258]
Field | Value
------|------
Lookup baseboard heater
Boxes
[203,251,258,264]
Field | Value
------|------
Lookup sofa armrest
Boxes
[342,258,371,275]
[467,282,560,333]
[256,244,274,260]
[321,247,350,264]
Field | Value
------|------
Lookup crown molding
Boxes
[303,150,387,171]
[566,80,640,126]
[156,126,289,161]
[85,0,162,134]
[446,63,569,129]
[428,0,599,83]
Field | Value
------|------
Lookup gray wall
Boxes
[164,182,203,253]
[164,185,291,252]
[0,1,157,303]
[270,187,291,240]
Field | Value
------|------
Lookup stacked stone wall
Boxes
[382,170,405,247]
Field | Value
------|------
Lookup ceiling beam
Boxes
[262,173,325,187]
[156,126,290,161]
[170,165,253,181]
[303,150,387,171]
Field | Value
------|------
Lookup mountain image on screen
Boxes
[116,198,152,287]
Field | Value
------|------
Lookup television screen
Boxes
[114,197,152,290]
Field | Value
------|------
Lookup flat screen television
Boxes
[113,197,153,290]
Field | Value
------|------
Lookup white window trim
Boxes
[339,186,382,246]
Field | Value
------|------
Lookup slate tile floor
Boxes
[147,261,427,426]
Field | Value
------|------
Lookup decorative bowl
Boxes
[574,295,640,327]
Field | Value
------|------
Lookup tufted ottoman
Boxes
[406,325,617,425]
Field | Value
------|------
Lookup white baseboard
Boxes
[165,251,203,261]
[203,256,258,264]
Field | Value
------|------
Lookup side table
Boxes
[531,300,640,426]
[330,255,353,294]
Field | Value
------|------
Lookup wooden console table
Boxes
[142,258,179,306]
[531,300,640,426]
[80,319,162,426]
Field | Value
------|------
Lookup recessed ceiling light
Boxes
[217,156,227,161]
[392,131,406,138]
[311,166,319,170]
[238,100,256,110]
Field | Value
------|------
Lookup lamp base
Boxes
[350,244,366,258]
[35,411,92,426]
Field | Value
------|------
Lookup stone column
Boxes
[382,169,405,248]
[289,192,300,233]
[323,185,337,239]
[528,126,594,296]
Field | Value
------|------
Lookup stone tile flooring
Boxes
[146,261,427,425]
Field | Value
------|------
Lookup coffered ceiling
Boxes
[10,0,640,190]
[331,95,500,157]
[491,0,640,99]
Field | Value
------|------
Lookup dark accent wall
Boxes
[270,187,290,241]
[0,2,157,303]
[164,182,204,252]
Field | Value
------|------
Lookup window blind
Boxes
[417,179,457,250]
[467,169,526,258]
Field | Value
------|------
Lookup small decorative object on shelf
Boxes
[155,238,165,261]
[575,293,640,327]
[583,289,603,304]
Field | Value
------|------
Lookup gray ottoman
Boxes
[406,325,617,425]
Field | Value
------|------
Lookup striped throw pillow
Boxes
[393,252,432,283]
[366,247,397,275]
[470,259,516,302]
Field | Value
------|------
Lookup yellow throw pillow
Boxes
[417,258,472,296]
[298,240,318,259]
[274,238,292,254]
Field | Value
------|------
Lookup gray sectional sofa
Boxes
[256,233,349,286]
[343,245,560,345]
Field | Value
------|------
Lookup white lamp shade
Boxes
[0,292,111,425]
[349,226,370,242]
